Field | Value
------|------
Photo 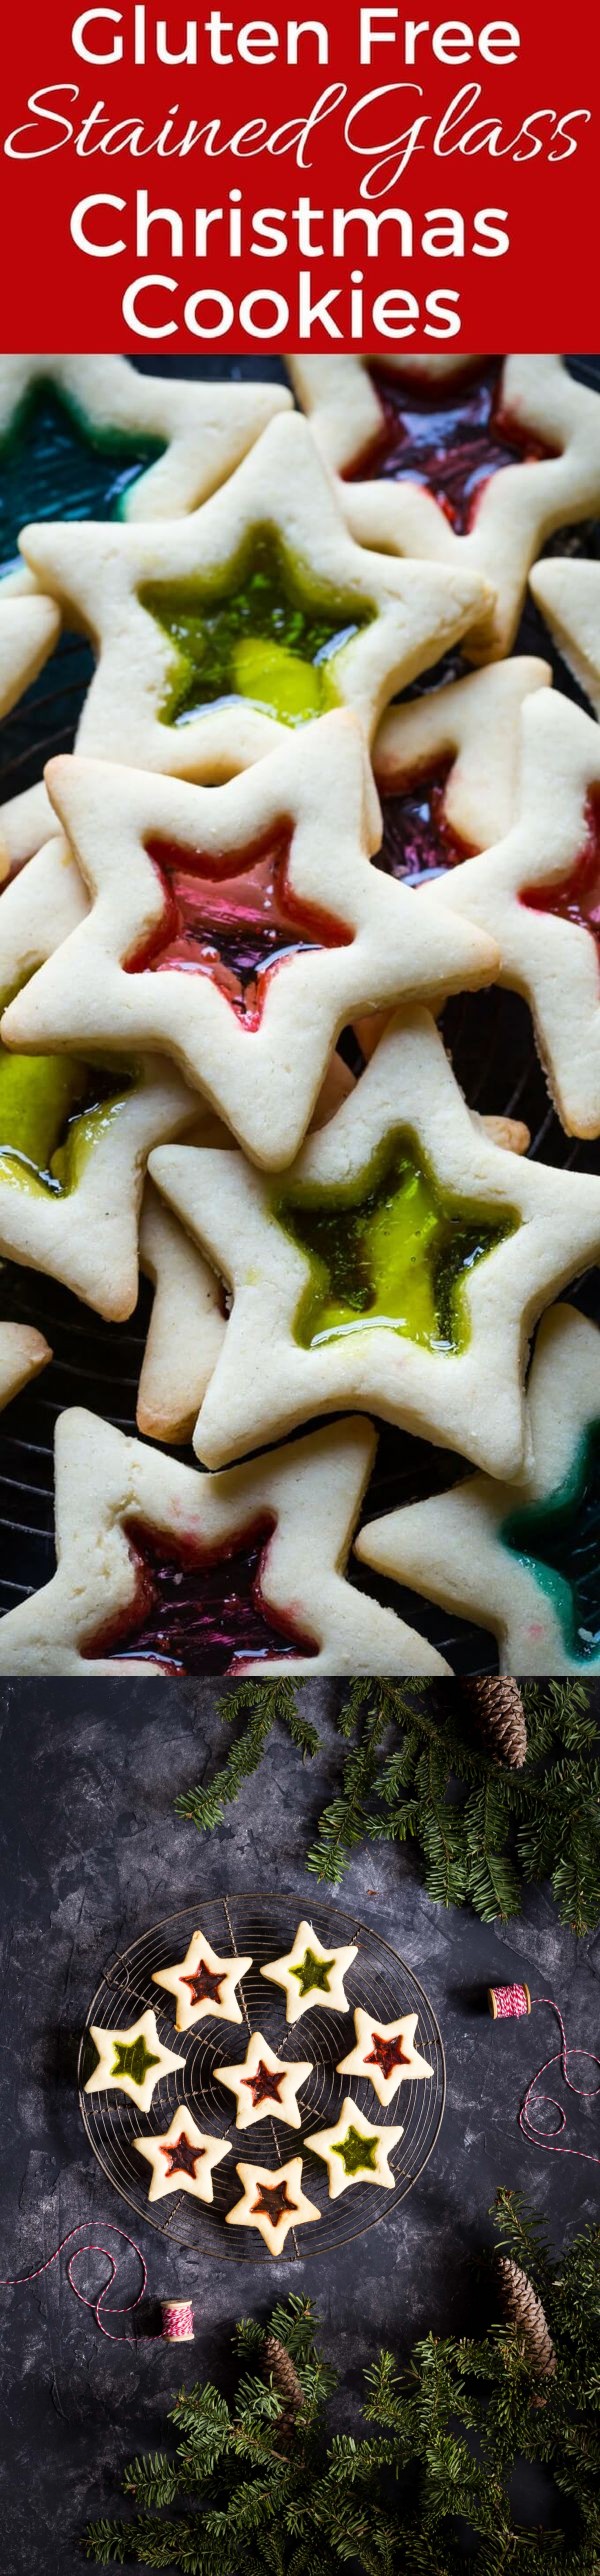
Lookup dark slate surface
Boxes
[0,1679,599,2572]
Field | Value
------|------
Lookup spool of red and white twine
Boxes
[487,1987,600,2166]
[161,2299,195,2342]
[488,1982,531,2020]
[0,2223,194,2344]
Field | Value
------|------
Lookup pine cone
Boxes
[496,2256,556,2376]
[463,1679,528,1769]
[263,2333,303,2421]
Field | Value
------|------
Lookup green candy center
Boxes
[0,992,136,1196]
[331,2126,379,2176]
[0,383,164,576]
[275,1129,517,1354]
[140,527,373,731]
[290,1946,335,1997]
[501,1422,600,1664]
[109,2036,160,2087]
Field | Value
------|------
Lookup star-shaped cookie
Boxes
[260,1920,357,2025]
[373,657,551,874]
[530,558,600,720]
[84,2008,185,2112]
[355,1015,531,1158]
[0,1319,51,1410]
[133,2105,232,2204]
[1,716,496,1166]
[356,1303,600,1678]
[0,830,88,985]
[0,353,291,535]
[0,363,292,858]
[307,2099,403,2197]
[0,839,221,1428]
[153,1931,252,2032]
[216,2032,312,2131]
[138,1177,226,1445]
[0,1407,450,1677]
[0,595,60,745]
[0,1008,198,1317]
[337,2009,433,2108]
[429,689,600,1137]
[0,843,219,1353]
[16,413,489,805]
[0,599,62,886]
[226,2156,320,2253]
[149,1007,600,1483]
[290,355,600,658]
[136,1064,354,1445]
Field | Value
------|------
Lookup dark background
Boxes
[0,1678,599,2574]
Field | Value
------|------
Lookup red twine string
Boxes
[0,2221,148,2341]
[519,1996,600,2169]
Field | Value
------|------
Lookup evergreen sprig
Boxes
[83,2196,600,2572]
[177,1679,600,1933]
[174,1682,320,1834]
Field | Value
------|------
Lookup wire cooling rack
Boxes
[78,1891,445,2260]
[0,357,599,1674]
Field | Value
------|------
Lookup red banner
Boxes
[0,1,596,351]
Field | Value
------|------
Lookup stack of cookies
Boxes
[0,351,598,1678]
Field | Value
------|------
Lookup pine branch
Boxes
[83,2526,134,2564]
[306,1687,422,1882]
[523,1681,594,1755]
[176,1680,600,1933]
[490,2189,555,2297]
[174,1682,318,1834]
[84,2201,600,2570]
[122,2454,179,2509]
[462,1782,522,1922]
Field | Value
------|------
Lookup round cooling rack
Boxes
[0,355,599,1674]
[78,1892,446,2262]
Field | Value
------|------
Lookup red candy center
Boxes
[520,787,600,961]
[378,760,475,885]
[365,2031,410,2080]
[82,1513,319,1675]
[126,829,350,1030]
[251,2177,296,2224]
[161,2132,205,2179]
[242,2060,287,2109]
[182,1962,226,2008]
[350,361,555,532]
